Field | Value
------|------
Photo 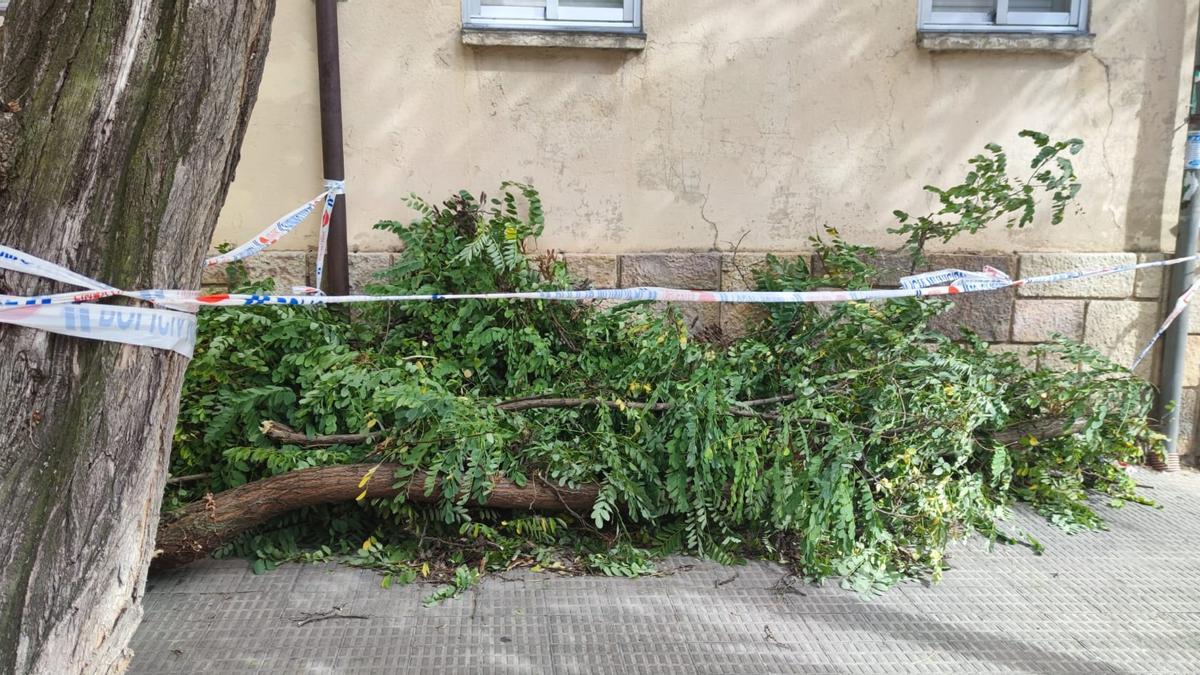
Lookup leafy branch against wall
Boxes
[167,133,1157,597]
[891,130,1083,265]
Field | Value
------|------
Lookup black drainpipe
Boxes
[315,0,350,295]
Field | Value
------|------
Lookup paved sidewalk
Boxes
[131,468,1200,674]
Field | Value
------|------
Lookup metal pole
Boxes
[1153,14,1200,472]
[315,0,349,295]
[1155,184,1200,471]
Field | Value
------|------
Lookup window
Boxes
[462,0,642,33]
[919,0,1088,33]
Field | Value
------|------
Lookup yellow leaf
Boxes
[356,489,368,502]
[361,537,374,551]
[358,465,379,488]
[421,562,430,578]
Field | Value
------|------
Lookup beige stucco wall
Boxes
[216,0,1199,256]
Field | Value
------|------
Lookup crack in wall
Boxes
[699,184,719,251]
[1090,52,1121,232]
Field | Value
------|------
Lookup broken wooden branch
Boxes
[990,417,1087,446]
[165,472,213,486]
[260,421,382,449]
[152,464,598,571]
[259,394,801,448]
[154,412,1087,571]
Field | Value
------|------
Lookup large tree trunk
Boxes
[0,2,276,673]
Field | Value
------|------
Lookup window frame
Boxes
[918,0,1088,33]
[463,0,643,33]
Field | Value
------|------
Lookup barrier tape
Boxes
[3,231,1199,365]
[313,180,344,291]
[202,179,344,293]
[203,193,327,268]
[1133,277,1200,369]
[0,302,198,358]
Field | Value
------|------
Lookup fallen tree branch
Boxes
[157,414,1086,570]
[495,394,798,414]
[990,418,1087,446]
[260,420,382,449]
[152,464,598,571]
[495,397,672,413]
[260,394,800,448]
[165,472,212,486]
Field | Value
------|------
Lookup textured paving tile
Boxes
[130,468,1200,674]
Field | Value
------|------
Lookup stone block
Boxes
[1179,388,1199,463]
[1017,252,1136,298]
[1186,335,1200,388]
[929,288,1015,342]
[348,252,399,292]
[918,31,1094,52]
[924,253,1018,277]
[811,251,1016,289]
[621,253,721,290]
[1083,300,1161,379]
[720,252,812,292]
[1011,299,1086,343]
[559,253,619,288]
[810,250,911,287]
[461,27,646,50]
[654,302,721,339]
[719,304,769,339]
[200,251,309,290]
[1134,253,1166,299]
[200,262,233,288]
[988,343,1038,370]
[1038,348,1081,373]
[864,251,920,287]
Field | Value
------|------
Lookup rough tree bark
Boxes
[0,2,276,673]
[153,466,601,570]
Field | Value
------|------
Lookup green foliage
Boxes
[891,130,1083,265]
[171,135,1160,597]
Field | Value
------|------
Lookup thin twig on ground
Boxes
[290,606,370,627]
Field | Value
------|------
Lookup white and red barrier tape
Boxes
[0,183,1196,366]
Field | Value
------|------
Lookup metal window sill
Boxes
[918,31,1094,53]
[461,27,646,50]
